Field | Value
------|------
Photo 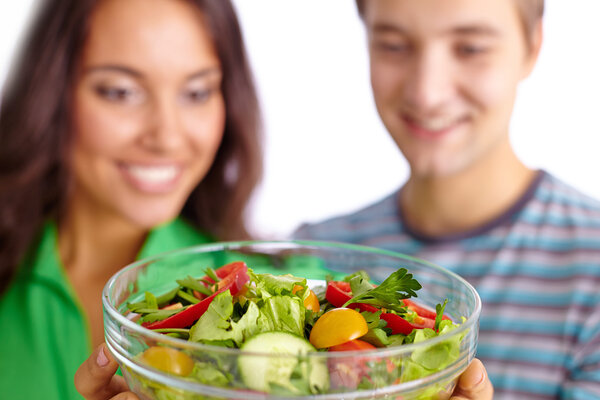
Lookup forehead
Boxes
[363,0,522,38]
[81,0,219,73]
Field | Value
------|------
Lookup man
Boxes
[295,1,600,399]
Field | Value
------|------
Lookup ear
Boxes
[522,20,543,79]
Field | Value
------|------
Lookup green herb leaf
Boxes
[346,271,375,298]
[176,275,211,296]
[342,268,421,312]
[177,290,201,305]
[139,308,184,324]
[435,299,449,331]
[144,291,158,310]
[152,328,190,339]
[204,267,221,283]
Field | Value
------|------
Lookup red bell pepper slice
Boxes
[144,261,250,330]
[380,312,436,334]
[402,298,450,321]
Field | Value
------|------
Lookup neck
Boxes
[400,139,536,237]
[58,199,148,282]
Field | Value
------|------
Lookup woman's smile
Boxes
[118,162,183,194]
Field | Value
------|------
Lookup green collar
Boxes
[24,217,213,292]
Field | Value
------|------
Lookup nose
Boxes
[403,47,454,113]
[141,95,186,152]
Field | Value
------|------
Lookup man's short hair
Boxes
[355,0,544,47]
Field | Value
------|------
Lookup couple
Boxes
[1,0,598,399]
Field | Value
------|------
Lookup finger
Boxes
[75,343,132,400]
[109,393,140,400]
[450,358,494,400]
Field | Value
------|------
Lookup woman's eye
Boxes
[183,89,213,104]
[95,86,141,103]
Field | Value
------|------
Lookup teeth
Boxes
[417,118,456,131]
[126,165,179,184]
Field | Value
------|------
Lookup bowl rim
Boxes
[103,239,481,360]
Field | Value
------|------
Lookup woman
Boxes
[0,0,261,398]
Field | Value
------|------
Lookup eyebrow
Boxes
[370,22,501,37]
[84,65,222,80]
[451,25,501,37]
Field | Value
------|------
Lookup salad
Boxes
[126,260,466,397]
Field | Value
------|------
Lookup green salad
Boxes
[126,261,466,399]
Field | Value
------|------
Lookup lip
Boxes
[118,162,184,194]
[402,114,467,141]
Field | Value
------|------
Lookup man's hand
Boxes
[74,343,140,400]
[450,358,494,400]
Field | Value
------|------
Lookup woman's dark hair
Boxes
[0,0,262,294]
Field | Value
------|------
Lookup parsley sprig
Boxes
[342,268,422,313]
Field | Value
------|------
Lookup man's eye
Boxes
[374,41,410,54]
[456,44,488,57]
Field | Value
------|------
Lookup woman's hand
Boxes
[450,358,494,400]
[75,343,140,400]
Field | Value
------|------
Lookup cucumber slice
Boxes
[239,331,329,394]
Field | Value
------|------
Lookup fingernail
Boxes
[96,346,109,367]
[469,369,486,390]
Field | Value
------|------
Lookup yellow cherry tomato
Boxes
[141,346,194,376]
[309,308,368,349]
[304,289,320,312]
[292,285,320,313]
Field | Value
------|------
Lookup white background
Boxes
[2,1,600,239]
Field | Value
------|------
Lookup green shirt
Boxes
[0,218,212,400]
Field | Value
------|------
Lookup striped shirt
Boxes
[293,171,600,400]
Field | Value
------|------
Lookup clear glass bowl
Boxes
[103,241,480,400]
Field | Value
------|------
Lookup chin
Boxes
[408,156,470,180]
[122,208,181,230]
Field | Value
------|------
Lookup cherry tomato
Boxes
[293,285,320,312]
[303,289,320,312]
[329,339,376,352]
[328,340,378,389]
[140,346,194,376]
[309,308,368,349]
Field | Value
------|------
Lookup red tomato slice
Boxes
[325,281,378,313]
[327,339,398,390]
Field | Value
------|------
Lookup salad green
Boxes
[126,261,467,399]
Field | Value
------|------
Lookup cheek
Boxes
[461,61,521,115]
[370,58,405,106]
[183,98,226,155]
[73,94,141,155]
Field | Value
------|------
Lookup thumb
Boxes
[450,358,494,400]
[74,343,134,400]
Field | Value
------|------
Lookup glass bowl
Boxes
[103,241,480,400]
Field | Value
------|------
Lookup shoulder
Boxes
[537,172,600,210]
[293,190,402,242]
[526,172,600,224]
